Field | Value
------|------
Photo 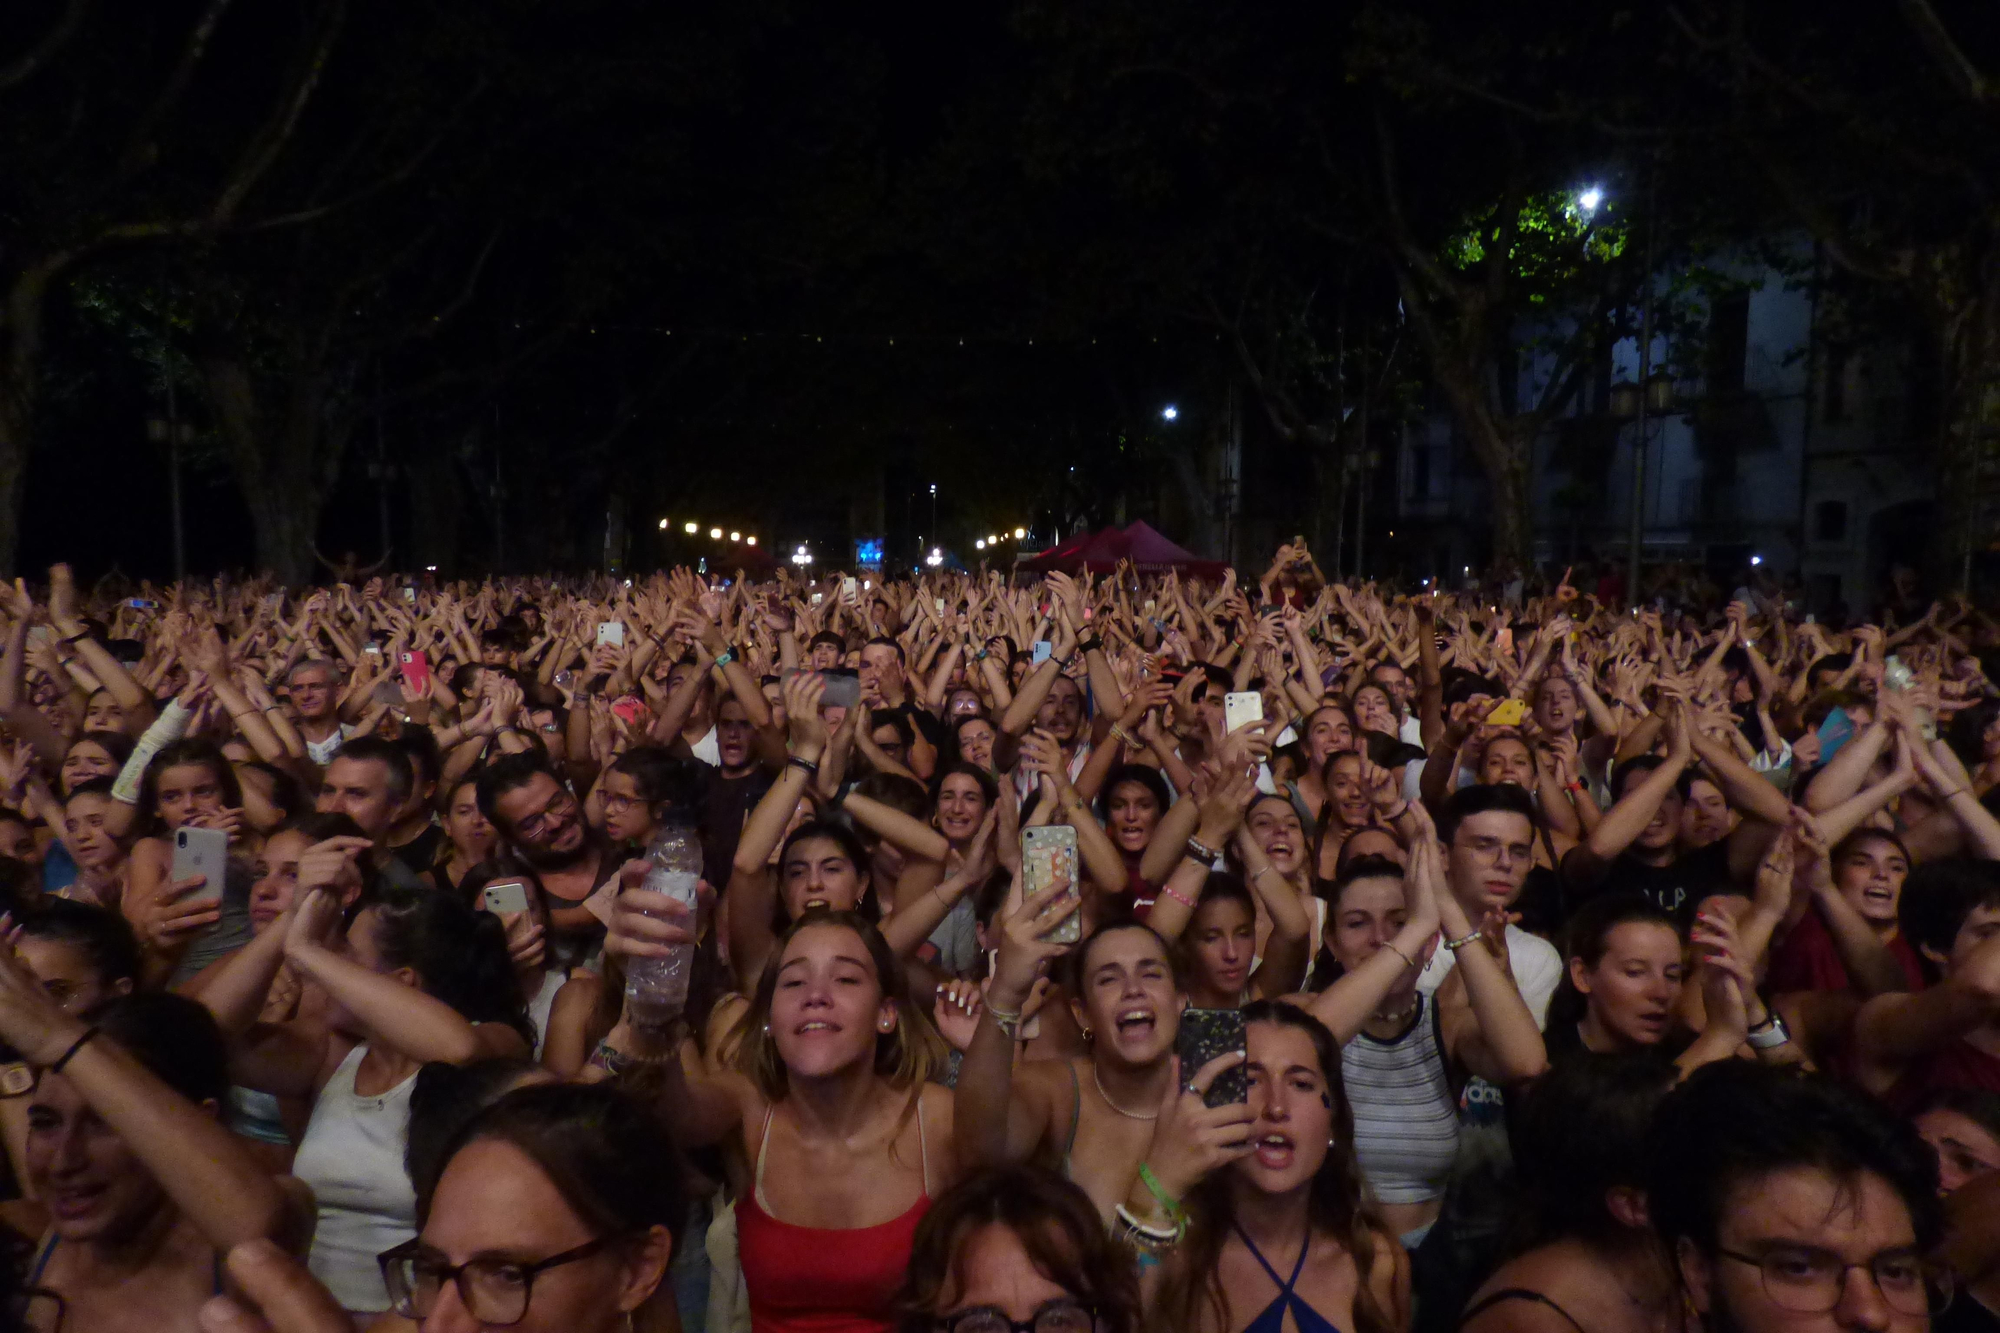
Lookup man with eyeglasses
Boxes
[1415,782,1564,1028]
[478,754,612,968]
[1650,1061,1946,1333]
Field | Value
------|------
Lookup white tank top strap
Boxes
[916,1092,930,1198]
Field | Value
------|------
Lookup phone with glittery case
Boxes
[1021,824,1080,944]
[1177,1008,1249,1107]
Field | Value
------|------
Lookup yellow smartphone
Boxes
[1486,697,1528,727]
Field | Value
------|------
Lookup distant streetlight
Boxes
[1578,185,1604,215]
[684,522,698,534]
[1161,405,1179,421]
[1013,526,1026,539]
[745,536,756,546]
[710,527,722,539]
[729,531,741,542]
[976,539,986,550]
[1750,554,1763,567]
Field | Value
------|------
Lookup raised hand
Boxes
[1139,1053,1257,1202]
[989,873,1077,1011]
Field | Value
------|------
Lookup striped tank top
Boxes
[1340,994,1458,1205]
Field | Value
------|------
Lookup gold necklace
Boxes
[1092,1065,1159,1121]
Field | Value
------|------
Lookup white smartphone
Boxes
[596,620,625,647]
[842,577,858,601]
[480,880,531,915]
[1022,824,1081,944]
[1224,690,1265,735]
[811,592,824,605]
[172,827,230,907]
[935,597,946,614]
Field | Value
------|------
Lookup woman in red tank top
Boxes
[629,910,958,1333]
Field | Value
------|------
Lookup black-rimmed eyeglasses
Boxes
[379,1235,622,1325]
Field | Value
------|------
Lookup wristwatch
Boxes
[1745,1012,1791,1050]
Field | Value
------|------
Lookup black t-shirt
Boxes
[878,701,946,750]
[392,823,447,878]
[701,767,772,885]
[1563,839,1734,924]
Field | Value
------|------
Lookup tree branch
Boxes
[1895,0,1993,105]
[0,0,91,93]
[209,0,348,224]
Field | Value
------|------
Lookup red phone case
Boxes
[399,650,431,695]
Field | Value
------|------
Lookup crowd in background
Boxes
[0,541,1991,1333]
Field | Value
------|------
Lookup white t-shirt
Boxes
[1414,923,1562,1029]
[690,725,721,768]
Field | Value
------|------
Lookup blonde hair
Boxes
[730,910,947,1104]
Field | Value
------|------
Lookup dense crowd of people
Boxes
[0,544,1992,1333]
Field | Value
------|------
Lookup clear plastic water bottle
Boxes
[1882,654,1937,740]
[623,818,702,1029]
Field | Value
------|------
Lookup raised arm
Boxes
[1303,841,1442,1043]
[48,564,156,732]
[0,937,302,1253]
[1235,827,1311,998]
[1019,728,1127,894]
[954,874,1071,1173]
[1563,703,1693,885]
[1431,828,1548,1084]
[283,881,506,1065]
[0,607,71,773]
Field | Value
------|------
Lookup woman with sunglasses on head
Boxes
[1139,1001,1410,1333]
[380,1081,682,1333]
[603,906,957,1333]
[893,1165,1141,1333]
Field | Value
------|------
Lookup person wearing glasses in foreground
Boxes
[374,1082,681,1333]
[892,1165,1140,1333]
[1647,1061,1949,1333]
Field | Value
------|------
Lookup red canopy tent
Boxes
[1021,521,1228,580]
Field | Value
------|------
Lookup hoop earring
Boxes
[761,1023,771,1036]
[1080,1026,1093,1043]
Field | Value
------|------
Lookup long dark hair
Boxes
[358,885,533,1042]
[1544,893,1681,1035]
[425,1082,688,1260]
[1153,1000,1393,1333]
[136,739,244,834]
[774,820,880,930]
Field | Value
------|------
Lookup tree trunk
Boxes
[1926,232,2000,593]
[0,367,33,581]
[201,348,348,586]
[0,264,59,579]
